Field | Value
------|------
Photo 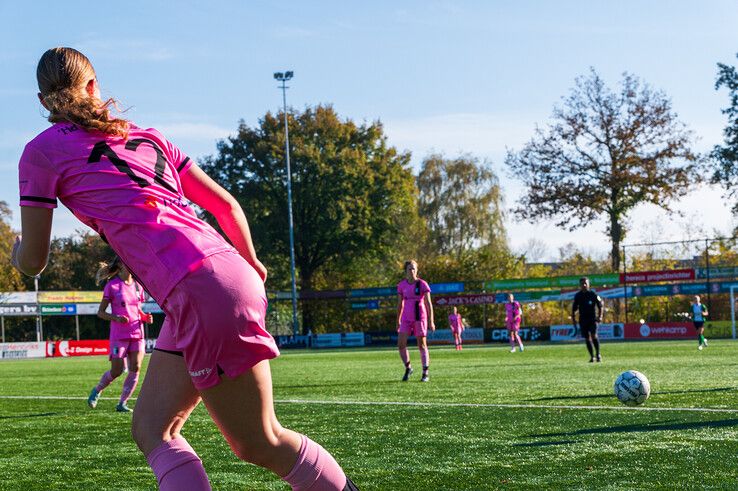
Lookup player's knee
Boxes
[230,432,281,467]
[110,367,124,378]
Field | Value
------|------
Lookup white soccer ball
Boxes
[614,370,651,406]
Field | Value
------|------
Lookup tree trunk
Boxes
[609,212,624,274]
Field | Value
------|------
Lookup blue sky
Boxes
[2,1,737,260]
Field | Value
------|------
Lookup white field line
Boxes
[1,394,737,414]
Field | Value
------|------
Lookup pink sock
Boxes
[399,347,410,367]
[147,438,211,491]
[420,347,429,368]
[283,435,346,491]
[119,371,139,405]
[509,336,516,348]
[95,371,115,392]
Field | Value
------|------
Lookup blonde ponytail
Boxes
[37,47,129,138]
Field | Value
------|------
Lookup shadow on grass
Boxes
[0,412,58,420]
[527,386,735,402]
[513,440,579,447]
[530,418,738,437]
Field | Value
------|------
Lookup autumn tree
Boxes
[507,69,698,272]
[417,154,507,258]
[0,202,25,291]
[711,53,738,213]
[200,105,419,332]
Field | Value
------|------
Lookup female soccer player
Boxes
[692,295,709,350]
[13,47,356,490]
[505,293,524,352]
[88,257,153,412]
[396,260,435,382]
[448,306,464,351]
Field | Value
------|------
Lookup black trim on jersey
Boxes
[20,195,57,204]
[177,157,191,173]
[154,348,183,357]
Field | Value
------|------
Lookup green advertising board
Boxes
[484,273,618,291]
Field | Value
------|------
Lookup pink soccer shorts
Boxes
[506,320,521,332]
[109,338,144,360]
[398,319,428,337]
[155,251,280,390]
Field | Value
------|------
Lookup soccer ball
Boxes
[614,370,651,406]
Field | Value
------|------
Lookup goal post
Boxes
[731,284,738,340]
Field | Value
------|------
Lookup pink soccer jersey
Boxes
[448,313,463,330]
[103,277,145,340]
[397,279,431,322]
[18,123,235,304]
[505,301,522,323]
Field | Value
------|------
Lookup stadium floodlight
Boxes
[274,69,300,337]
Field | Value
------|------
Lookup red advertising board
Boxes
[47,340,109,357]
[434,294,497,306]
[620,269,694,284]
[624,322,693,340]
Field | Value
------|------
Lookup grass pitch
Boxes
[0,340,737,490]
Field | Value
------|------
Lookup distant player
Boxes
[571,277,604,362]
[448,306,464,351]
[88,257,153,412]
[397,260,436,382]
[505,293,524,352]
[692,295,709,350]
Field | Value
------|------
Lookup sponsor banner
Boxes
[0,341,46,359]
[75,303,100,315]
[349,287,395,298]
[312,333,342,348]
[47,339,109,357]
[145,338,157,353]
[624,322,692,340]
[0,292,37,304]
[485,326,550,343]
[427,328,484,345]
[435,294,497,306]
[620,269,695,284]
[141,302,164,314]
[300,290,345,300]
[342,332,366,347]
[364,330,399,346]
[430,282,465,294]
[484,274,618,291]
[0,304,38,316]
[351,300,380,310]
[550,323,624,342]
[38,291,103,303]
[40,304,77,315]
[696,267,738,280]
[276,335,312,349]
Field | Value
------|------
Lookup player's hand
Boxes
[10,236,21,271]
[252,259,268,283]
[116,315,129,323]
[145,314,154,323]
[430,322,436,332]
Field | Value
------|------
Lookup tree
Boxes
[507,69,698,272]
[0,202,25,291]
[417,154,507,258]
[711,54,738,212]
[200,105,419,332]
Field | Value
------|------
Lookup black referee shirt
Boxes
[572,290,602,323]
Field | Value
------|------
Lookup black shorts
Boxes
[579,321,598,337]
[693,321,704,329]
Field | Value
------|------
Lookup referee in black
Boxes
[571,277,604,362]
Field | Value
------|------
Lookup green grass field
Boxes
[1,340,737,490]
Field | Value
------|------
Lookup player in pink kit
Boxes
[396,260,435,382]
[505,293,524,353]
[88,257,153,412]
[13,48,357,491]
[448,306,464,351]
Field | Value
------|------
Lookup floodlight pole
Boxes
[274,71,300,337]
